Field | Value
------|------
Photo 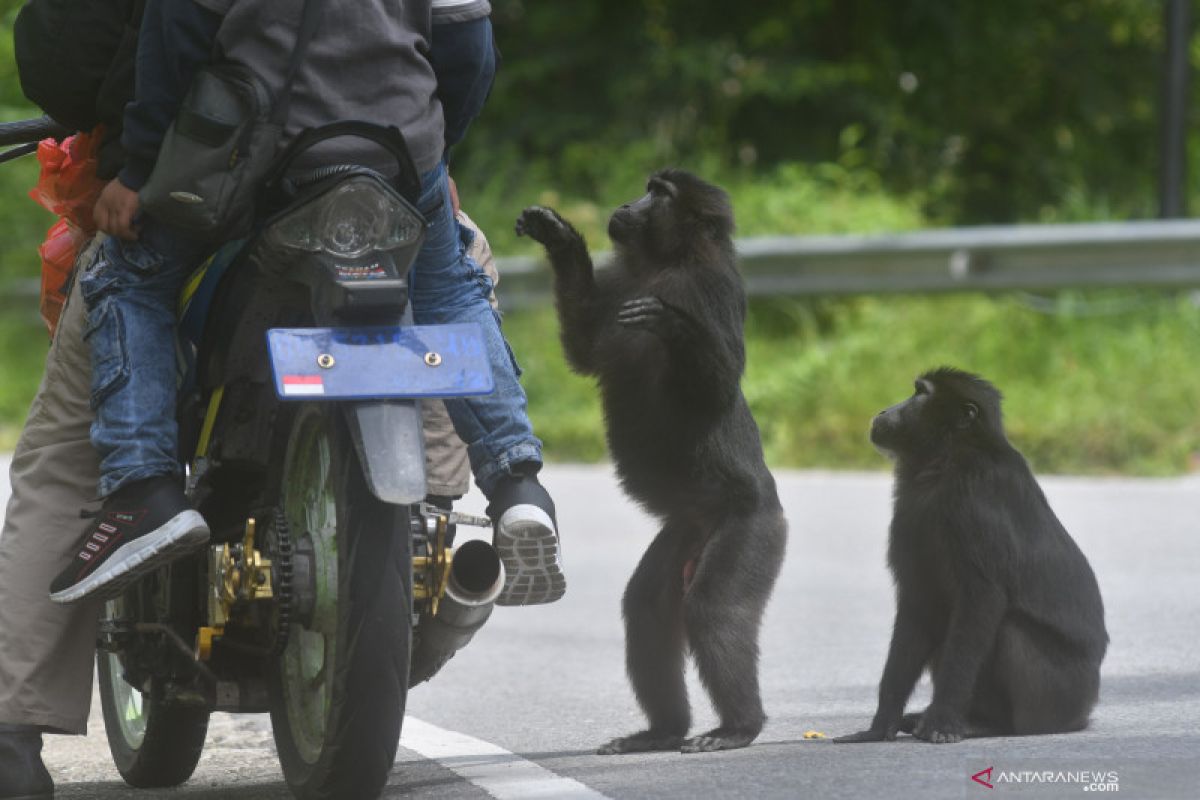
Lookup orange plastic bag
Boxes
[30,128,104,227]
[37,218,90,336]
[30,129,105,336]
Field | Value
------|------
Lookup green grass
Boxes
[506,290,1200,476]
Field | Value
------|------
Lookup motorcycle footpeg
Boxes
[417,502,491,529]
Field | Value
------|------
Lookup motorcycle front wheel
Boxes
[268,404,413,799]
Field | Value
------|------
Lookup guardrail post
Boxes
[1160,0,1192,218]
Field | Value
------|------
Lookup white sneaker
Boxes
[487,475,566,606]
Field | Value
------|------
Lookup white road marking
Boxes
[401,717,612,800]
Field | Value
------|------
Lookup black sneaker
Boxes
[49,476,209,605]
[486,473,566,606]
[0,725,53,800]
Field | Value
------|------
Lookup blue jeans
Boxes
[409,163,542,494]
[80,224,211,497]
[82,163,541,499]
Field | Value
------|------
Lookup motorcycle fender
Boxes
[342,400,427,505]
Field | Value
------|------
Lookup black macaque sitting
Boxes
[516,170,787,754]
[837,368,1108,744]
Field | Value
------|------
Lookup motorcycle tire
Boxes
[97,626,209,787]
[267,403,413,800]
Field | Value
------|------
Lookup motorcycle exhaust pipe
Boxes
[445,538,505,609]
[409,539,505,686]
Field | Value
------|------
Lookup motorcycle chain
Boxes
[268,507,294,655]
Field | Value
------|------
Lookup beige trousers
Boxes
[0,214,497,733]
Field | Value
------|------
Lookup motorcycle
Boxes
[1,117,505,799]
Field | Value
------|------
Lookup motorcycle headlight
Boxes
[265,175,425,257]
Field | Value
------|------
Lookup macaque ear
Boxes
[699,209,734,240]
[648,176,678,198]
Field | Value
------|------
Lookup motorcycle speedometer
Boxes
[319,181,389,258]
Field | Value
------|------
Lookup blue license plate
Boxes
[267,324,494,400]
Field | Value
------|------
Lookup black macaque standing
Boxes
[515,170,787,754]
[837,368,1108,744]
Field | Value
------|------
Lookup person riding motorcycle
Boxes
[0,2,564,797]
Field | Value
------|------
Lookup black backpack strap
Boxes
[271,0,327,126]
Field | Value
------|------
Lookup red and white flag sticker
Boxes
[282,375,325,396]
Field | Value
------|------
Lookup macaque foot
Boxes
[913,709,966,744]
[680,726,759,753]
[597,729,685,755]
[898,711,922,734]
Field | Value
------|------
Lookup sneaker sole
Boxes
[49,511,210,605]
[494,505,566,606]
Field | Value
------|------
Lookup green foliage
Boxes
[0,1,52,282]
[0,1,30,109]
[465,0,1174,224]
[0,312,47,450]
[458,143,925,257]
[0,154,52,281]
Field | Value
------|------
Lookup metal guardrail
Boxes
[4,220,1200,311]
[492,219,1200,308]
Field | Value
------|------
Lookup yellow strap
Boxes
[196,385,225,458]
[178,257,213,316]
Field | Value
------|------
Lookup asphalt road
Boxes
[3,460,1197,799]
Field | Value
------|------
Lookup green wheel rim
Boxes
[103,599,148,750]
[279,411,340,766]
